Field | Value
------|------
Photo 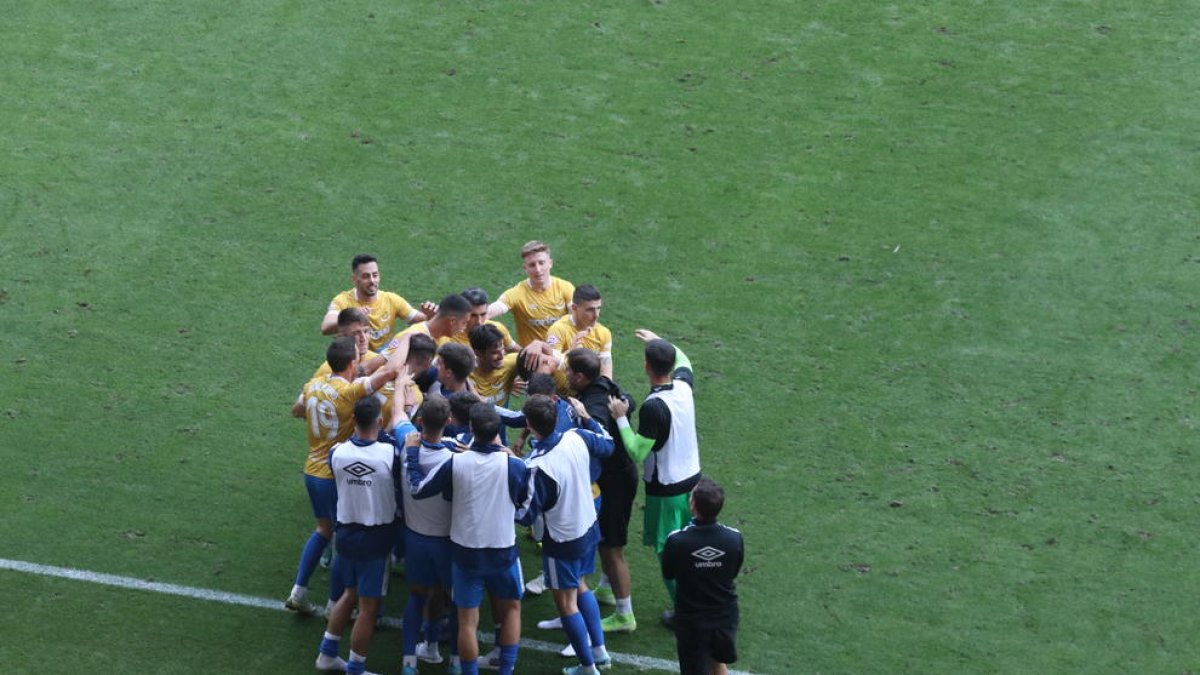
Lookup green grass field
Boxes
[3,1,1199,673]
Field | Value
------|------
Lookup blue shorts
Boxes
[543,546,597,591]
[405,530,452,588]
[305,474,337,521]
[334,555,390,598]
[452,560,523,609]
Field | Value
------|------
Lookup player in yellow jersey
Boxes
[284,333,414,615]
[321,254,427,352]
[487,241,575,346]
[544,284,614,379]
[314,308,431,432]
[376,293,472,359]
[468,324,522,406]
[449,287,519,353]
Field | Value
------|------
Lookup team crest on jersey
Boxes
[343,461,376,478]
[691,546,725,562]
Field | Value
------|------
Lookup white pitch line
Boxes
[0,557,754,674]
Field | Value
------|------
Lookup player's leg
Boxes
[347,596,382,674]
[575,576,609,667]
[598,467,637,633]
[315,557,357,672]
[451,562,485,674]
[709,623,738,675]
[345,556,388,675]
[289,475,337,614]
[402,530,434,672]
[548,554,594,671]
[485,563,524,675]
[431,540,460,673]
[674,622,713,675]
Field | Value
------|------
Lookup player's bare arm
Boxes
[634,328,661,343]
[319,306,340,335]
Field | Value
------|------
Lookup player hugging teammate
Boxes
[286,241,743,675]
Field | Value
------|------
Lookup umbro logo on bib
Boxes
[691,546,725,562]
[344,462,376,478]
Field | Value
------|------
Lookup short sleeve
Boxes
[637,397,671,452]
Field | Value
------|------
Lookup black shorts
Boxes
[596,464,638,548]
[675,620,738,675]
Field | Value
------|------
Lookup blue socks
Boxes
[403,593,427,656]
[562,612,594,667]
[318,632,340,657]
[498,644,518,675]
[461,659,479,675]
[578,590,605,649]
[295,531,330,586]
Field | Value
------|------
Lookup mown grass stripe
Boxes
[0,557,751,674]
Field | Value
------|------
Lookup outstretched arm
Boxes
[320,303,340,335]
[486,299,509,320]
[636,328,694,381]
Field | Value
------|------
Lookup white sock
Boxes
[349,650,367,664]
[403,655,417,667]
[598,572,611,589]
[450,655,462,666]
[615,597,632,615]
[291,585,307,600]
[593,645,609,662]
[324,631,340,642]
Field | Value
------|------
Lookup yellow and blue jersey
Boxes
[544,315,613,362]
[470,352,521,406]
[312,352,396,430]
[300,374,375,479]
[328,289,418,352]
[497,277,574,346]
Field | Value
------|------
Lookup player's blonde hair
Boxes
[520,240,550,259]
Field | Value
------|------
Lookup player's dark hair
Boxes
[448,391,481,425]
[436,293,471,318]
[353,396,382,430]
[326,336,358,373]
[644,338,676,377]
[469,402,501,443]
[566,348,601,382]
[408,333,437,359]
[461,287,489,307]
[416,396,451,435]
[691,476,726,520]
[516,345,549,381]
[469,323,505,353]
[438,343,475,382]
[337,307,369,328]
[573,284,601,304]
[351,253,377,271]
[527,373,557,397]
[522,395,558,437]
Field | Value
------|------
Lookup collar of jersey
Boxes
[529,431,564,456]
[469,442,507,454]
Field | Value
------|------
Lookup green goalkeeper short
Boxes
[644,492,690,554]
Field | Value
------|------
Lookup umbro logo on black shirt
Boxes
[691,546,725,562]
